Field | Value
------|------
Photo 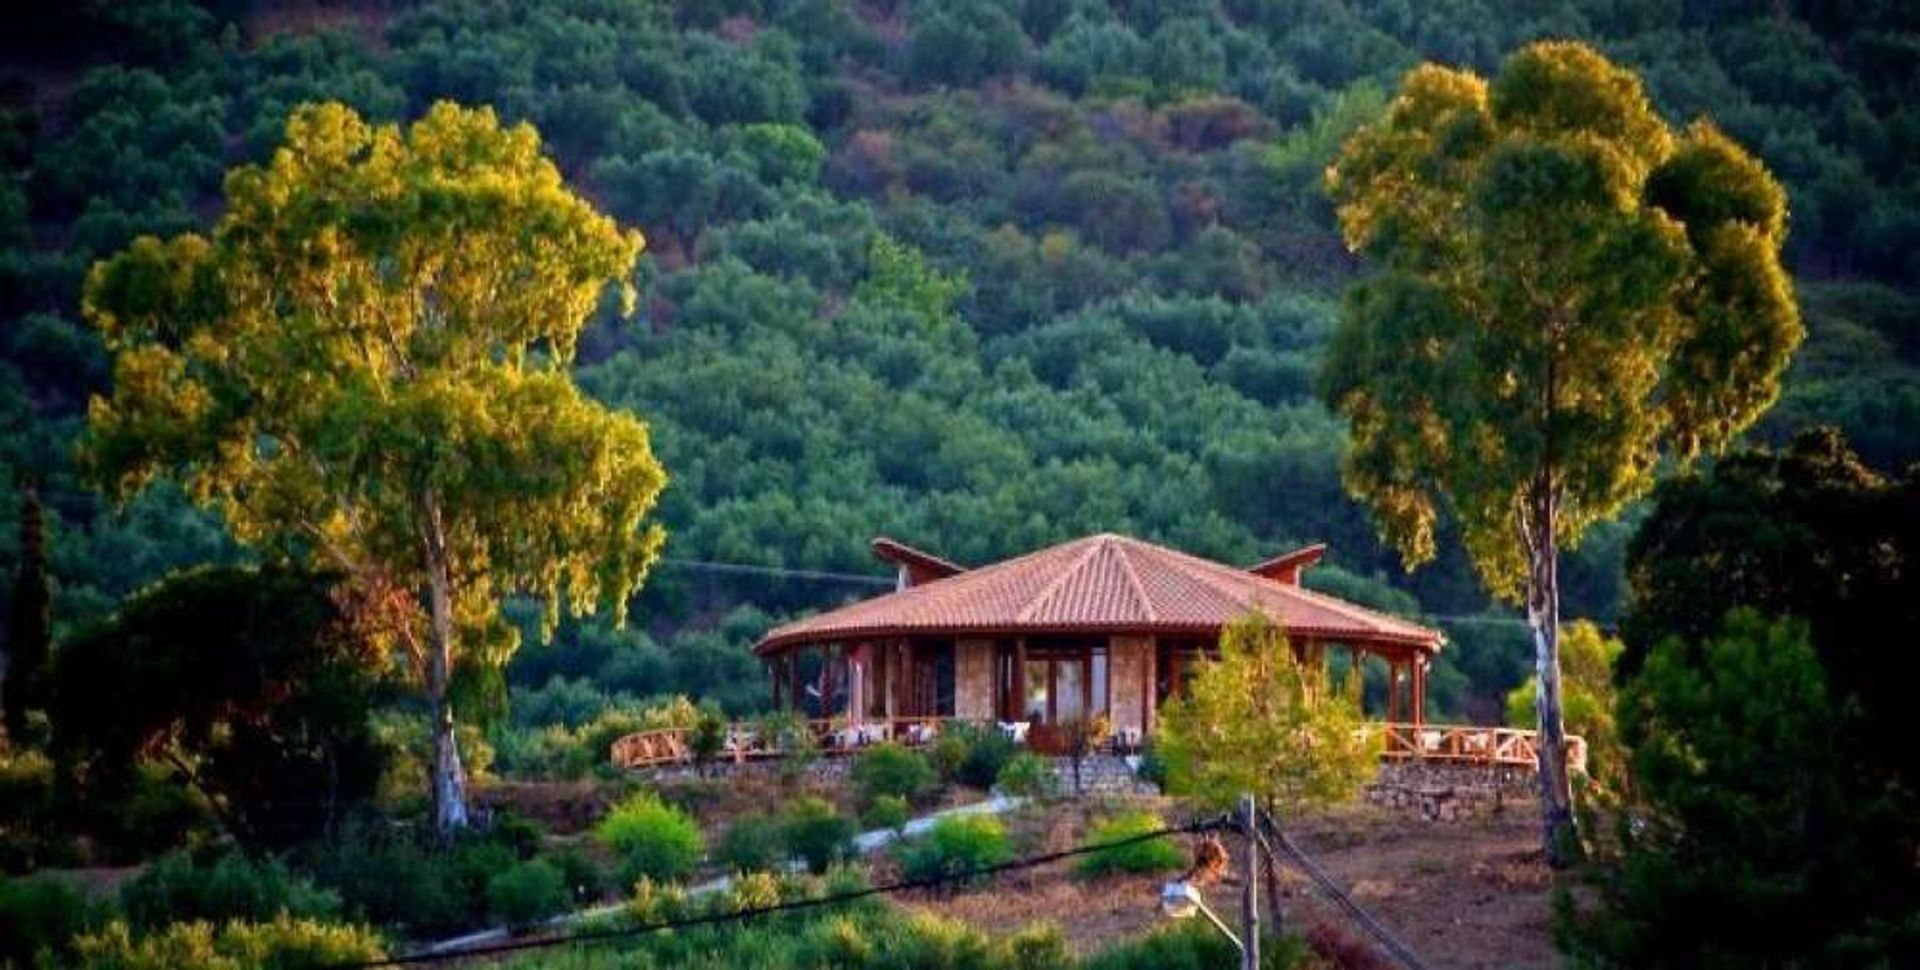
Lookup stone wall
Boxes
[1045,754,1161,797]
[1365,760,1538,822]
[955,639,995,720]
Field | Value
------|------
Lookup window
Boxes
[1016,639,1109,725]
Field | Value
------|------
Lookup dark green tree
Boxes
[3,483,49,744]
[49,565,390,848]
[1561,609,1919,965]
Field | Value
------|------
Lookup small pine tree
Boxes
[1156,613,1379,813]
[3,485,50,745]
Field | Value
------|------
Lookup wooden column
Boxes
[786,651,800,713]
[1013,637,1028,721]
[1412,658,1426,726]
[1350,646,1363,704]
[1388,660,1402,723]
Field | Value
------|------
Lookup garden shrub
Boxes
[862,794,911,832]
[121,849,342,931]
[716,813,783,872]
[629,876,692,925]
[689,703,729,773]
[895,815,1011,886]
[0,748,66,872]
[851,743,936,807]
[486,859,569,927]
[930,721,1015,790]
[0,875,105,967]
[1134,739,1169,789]
[781,797,856,875]
[1075,811,1184,878]
[68,915,385,969]
[1079,921,1249,970]
[487,812,547,859]
[994,751,1053,799]
[596,792,705,885]
[547,847,607,905]
[297,817,464,934]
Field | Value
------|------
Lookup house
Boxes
[752,533,1443,753]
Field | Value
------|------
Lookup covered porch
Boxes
[755,630,1436,755]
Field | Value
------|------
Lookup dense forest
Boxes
[1,0,1915,727]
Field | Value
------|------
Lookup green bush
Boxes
[715,813,783,872]
[851,744,936,807]
[486,860,569,927]
[862,795,911,832]
[689,703,729,771]
[68,915,385,969]
[296,817,472,934]
[780,797,856,875]
[930,721,1016,790]
[547,848,607,905]
[0,748,67,872]
[1134,740,1169,790]
[596,792,705,885]
[0,875,105,967]
[121,850,342,931]
[994,752,1053,799]
[896,815,1011,886]
[1081,921,1290,970]
[1075,811,1184,878]
[488,812,548,859]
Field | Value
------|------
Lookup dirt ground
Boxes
[894,798,1560,970]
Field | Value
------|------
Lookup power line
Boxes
[330,814,1233,968]
[657,557,895,587]
[1256,807,1427,970]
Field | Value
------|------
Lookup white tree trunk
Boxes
[423,495,468,836]
[1525,487,1580,865]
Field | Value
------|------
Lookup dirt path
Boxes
[898,801,1558,969]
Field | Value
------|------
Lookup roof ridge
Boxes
[1016,536,1108,624]
[1115,541,1158,624]
[1267,576,1434,636]
[1135,538,1432,638]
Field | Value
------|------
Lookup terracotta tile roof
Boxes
[754,533,1442,655]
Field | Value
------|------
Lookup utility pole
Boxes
[1241,793,1261,970]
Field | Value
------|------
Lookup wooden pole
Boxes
[1240,794,1260,970]
[1412,658,1426,726]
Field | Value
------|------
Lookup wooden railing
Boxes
[612,718,1585,774]
[609,716,949,771]
[1377,722,1587,773]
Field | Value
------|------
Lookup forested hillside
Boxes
[1,0,1915,721]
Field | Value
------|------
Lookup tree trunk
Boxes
[1524,485,1581,866]
[422,495,468,837]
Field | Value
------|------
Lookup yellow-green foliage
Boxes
[1157,613,1379,811]
[68,916,385,969]
[595,792,704,885]
[895,815,1012,885]
[1323,40,1800,599]
[79,101,669,829]
[1075,811,1184,878]
[1506,621,1625,797]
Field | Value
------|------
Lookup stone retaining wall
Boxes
[1044,755,1161,797]
[1365,761,1538,822]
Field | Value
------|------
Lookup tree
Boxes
[1504,621,1625,801]
[49,565,389,848]
[1560,610,1916,965]
[3,482,49,745]
[1157,613,1378,815]
[80,102,668,835]
[1322,41,1800,863]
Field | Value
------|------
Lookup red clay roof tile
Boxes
[754,533,1442,655]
